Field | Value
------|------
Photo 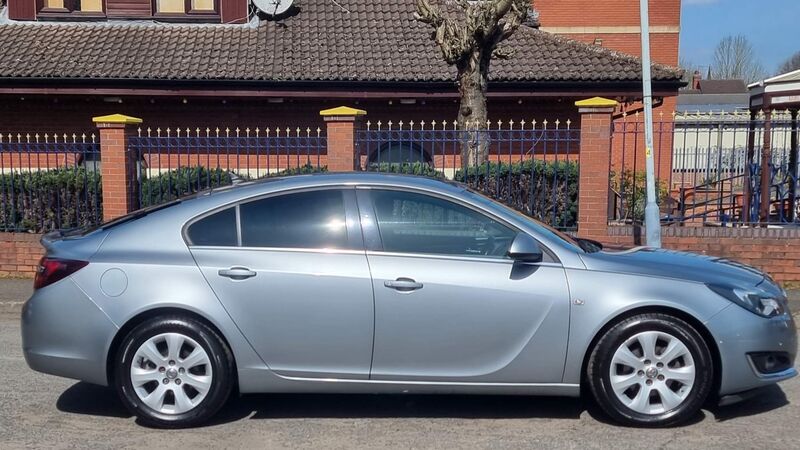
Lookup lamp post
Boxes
[639,0,662,248]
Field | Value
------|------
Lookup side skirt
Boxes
[237,368,581,396]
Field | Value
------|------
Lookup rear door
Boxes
[359,188,571,383]
[188,188,375,379]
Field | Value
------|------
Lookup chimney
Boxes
[692,70,702,90]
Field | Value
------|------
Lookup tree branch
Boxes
[414,0,471,64]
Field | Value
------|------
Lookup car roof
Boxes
[187,172,466,205]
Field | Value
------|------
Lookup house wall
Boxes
[536,0,681,66]
[0,96,584,136]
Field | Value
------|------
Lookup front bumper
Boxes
[21,279,118,386]
[706,303,798,396]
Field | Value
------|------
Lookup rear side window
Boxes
[186,207,238,246]
[240,190,348,249]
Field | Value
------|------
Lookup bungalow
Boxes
[0,0,684,138]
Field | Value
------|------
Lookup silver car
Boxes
[22,173,797,428]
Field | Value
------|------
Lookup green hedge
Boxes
[368,162,444,178]
[140,164,327,207]
[0,168,102,233]
[455,160,579,229]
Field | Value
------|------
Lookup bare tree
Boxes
[709,35,766,83]
[778,51,800,75]
[415,0,529,166]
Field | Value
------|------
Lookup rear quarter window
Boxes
[186,207,238,246]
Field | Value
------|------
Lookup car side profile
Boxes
[22,173,797,428]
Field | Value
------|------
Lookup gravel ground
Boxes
[1,280,798,449]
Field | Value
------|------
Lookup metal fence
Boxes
[356,120,581,230]
[129,127,327,208]
[0,133,102,233]
[611,111,799,226]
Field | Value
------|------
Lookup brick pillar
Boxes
[575,97,618,240]
[320,106,366,172]
[93,114,143,222]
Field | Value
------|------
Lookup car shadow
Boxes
[56,382,131,418]
[56,382,791,427]
[707,384,789,422]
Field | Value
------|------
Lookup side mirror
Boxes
[507,233,543,263]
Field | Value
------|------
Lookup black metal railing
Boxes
[611,111,799,226]
[129,127,327,208]
[356,120,581,230]
[0,133,102,233]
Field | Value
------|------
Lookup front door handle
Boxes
[218,267,257,280]
[384,278,423,292]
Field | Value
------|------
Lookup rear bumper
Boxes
[706,304,798,396]
[21,279,118,386]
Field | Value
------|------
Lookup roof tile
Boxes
[0,0,681,84]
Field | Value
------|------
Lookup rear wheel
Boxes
[587,313,713,427]
[114,316,234,428]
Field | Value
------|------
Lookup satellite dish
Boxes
[252,0,294,16]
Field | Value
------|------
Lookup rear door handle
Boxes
[218,267,257,280]
[384,278,423,292]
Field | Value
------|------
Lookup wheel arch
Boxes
[105,306,238,388]
[579,305,722,398]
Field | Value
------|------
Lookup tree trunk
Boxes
[457,49,491,168]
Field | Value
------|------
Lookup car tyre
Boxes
[587,313,713,427]
[114,315,235,428]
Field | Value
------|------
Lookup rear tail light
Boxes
[34,257,89,289]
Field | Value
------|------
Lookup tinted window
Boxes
[240,190,348,249]
[371,190,516,258]
[187,207,238,246]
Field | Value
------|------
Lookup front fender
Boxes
[561,269,730,384]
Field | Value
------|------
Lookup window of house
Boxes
[156,0,216,14]
[186,207,238,247]
[239,190,348,250]
[40,0,103,13]
[371,190,517,258]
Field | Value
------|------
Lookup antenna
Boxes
[251,0,294,16]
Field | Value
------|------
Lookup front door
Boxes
[189,188,375,379]
[359,188,571,383]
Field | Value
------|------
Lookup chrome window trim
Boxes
[186,245,366,256]
[365,250,563,267]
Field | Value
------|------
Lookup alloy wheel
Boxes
[130,332,213,415]
[609,330,696,415]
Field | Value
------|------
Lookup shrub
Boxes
[455,159,579,229]
[0,168,102,233]
[609,170,668,223]
[368,162,444,178]
[140,164,328,207]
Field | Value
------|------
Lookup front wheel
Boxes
[587,313,714,427]
[114,316,235,428]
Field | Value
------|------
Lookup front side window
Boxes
[239,190,348,249]
[371,190,517,258]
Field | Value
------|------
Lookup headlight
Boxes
[707,284,786,318]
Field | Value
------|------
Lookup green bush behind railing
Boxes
[139,164,328,207]
[0,168,102,233]
[455,159,580,230]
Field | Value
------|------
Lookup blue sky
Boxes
[680,0,799,74]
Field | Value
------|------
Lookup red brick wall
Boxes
[604,226,800,284]
[2,227,799,285]
[536,0,681,66]
[0,232,43,278]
